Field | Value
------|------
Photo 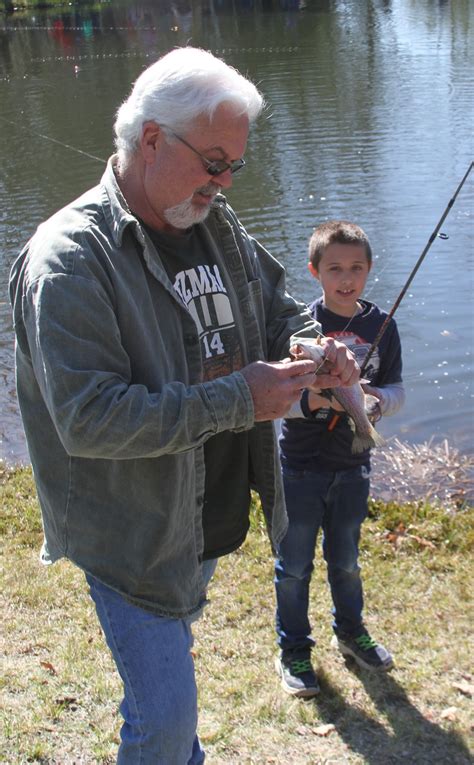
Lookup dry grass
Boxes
[1,461,473,764]
[370,437,473,512]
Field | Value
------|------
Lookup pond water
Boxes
[0,0,473,464]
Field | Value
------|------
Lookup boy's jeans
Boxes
[275,464,370,651]
[86,558,217,765]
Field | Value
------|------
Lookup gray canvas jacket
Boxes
[9,157,320,617]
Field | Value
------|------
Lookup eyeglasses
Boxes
[161,126,245,177]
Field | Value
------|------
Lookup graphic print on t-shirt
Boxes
[172,264,243,381]
[324,330,380,381]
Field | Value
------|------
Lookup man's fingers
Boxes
[272,358,319,385]
[282,358,317,377]
[283,359,320,394]
[319,337,360,386]
[330,344,355,379]
[241,359,319,421]
[333,361,360,386]
[314,373,337,390]
[317,371,359,389]
[345,361,360,385]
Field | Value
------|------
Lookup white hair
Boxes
[114,47,264,165]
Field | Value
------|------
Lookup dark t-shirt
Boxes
[280,298,403,471]
[143,223,250,559]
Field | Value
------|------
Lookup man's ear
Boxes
[140,121,163,163]
[308,262,320,281]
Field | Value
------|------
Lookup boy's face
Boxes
[308,243,371,317]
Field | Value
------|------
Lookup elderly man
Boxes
[9,47,358,763]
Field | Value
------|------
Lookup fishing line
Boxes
[0,115,106,164]
[359,161,474,377]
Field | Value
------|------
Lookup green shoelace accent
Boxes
[290,659,313,675]
[354,634,378,651]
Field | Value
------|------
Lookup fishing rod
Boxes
[359,160,474,377]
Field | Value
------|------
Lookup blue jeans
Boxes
[86,559,217,764]
[275,464,370,651]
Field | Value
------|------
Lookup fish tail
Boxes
[351,426,385,454]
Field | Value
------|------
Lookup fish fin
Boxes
[351,425,386,454]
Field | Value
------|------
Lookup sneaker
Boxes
[331,630,393,671]
[275,650,320,697]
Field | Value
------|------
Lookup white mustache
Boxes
[197,182,220,196]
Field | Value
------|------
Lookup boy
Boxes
[274,220,405,697]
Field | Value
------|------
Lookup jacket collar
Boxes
[100,155,142,248]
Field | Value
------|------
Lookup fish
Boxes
[289,335,385,454]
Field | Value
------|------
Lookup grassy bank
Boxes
[1,465,473,764]
[1,0,106,13]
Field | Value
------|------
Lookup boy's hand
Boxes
[361,383,384,422]
[307,337,360,390]
[361,383,383,401]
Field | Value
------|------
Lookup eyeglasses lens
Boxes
[207,158,245,176]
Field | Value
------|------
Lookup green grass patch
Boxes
[1,466,473,764]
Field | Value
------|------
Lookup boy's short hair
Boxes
[309,220,372,270]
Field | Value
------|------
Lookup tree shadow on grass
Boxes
[313,659,472,765]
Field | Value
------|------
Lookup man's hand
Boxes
[240,359,318,421]
[306,337,360,391]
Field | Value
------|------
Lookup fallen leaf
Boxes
[314,723,336,737]
[409,534,436,550]
[440,706,458,721]
[453,681,474,698]
[385,533,406,548]
[385,523,408,548]
[296,725,310,736]
[40,661,57,675]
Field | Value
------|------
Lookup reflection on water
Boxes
[0,0,473,463]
